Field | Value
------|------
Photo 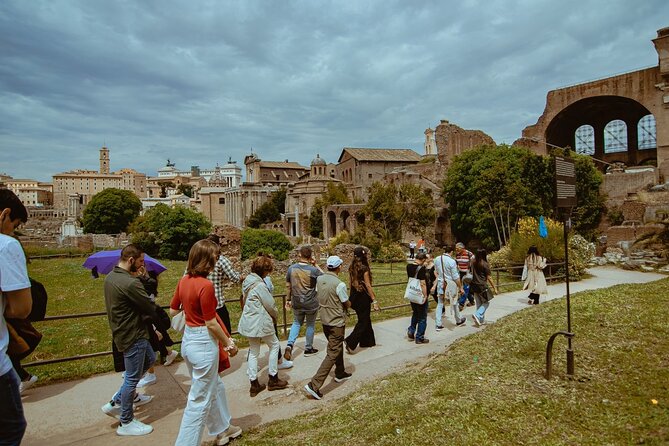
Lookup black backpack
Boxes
[28,278,48,322]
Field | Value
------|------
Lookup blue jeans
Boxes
[474,293,490,322]
[458,282,472,306]
[287,308,317,350]
[408,300,429,341]
[112,338,155,424]
[0,369,26,445]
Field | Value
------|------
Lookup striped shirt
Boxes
[455,249,474,273]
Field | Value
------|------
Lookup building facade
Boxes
[336,148,422,201]
[52,147,147,209]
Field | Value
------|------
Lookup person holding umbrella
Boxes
[100,244,159,436]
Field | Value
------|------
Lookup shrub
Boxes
[378,243,406,263]
[130,204,211,260]
[241,228,292,261]
[328,230,351,252]
[606,205,624,226]
[508,217,565,263]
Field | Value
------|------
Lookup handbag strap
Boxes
[413,265,423,279]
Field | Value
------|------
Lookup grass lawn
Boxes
[235,278,669,446]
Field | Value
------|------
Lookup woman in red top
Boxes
[170,240,241,446]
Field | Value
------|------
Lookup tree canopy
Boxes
[129,203,211,260]
[355,182,436,246]
[247,188,286,228]
[443,144,604,248]
[81,188,142,234]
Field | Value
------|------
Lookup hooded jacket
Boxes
[237,273,277,338]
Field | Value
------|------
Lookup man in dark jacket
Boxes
[100,244,158,436]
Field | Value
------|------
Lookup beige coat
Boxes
[523,254,548,295]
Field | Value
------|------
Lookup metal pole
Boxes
[564,210,574,376]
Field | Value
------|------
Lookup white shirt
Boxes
[434,253,460,283]
[0,234,31,376]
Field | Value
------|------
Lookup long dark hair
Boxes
[350,247,373,291]
[473,248,488,273]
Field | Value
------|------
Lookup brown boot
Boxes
[267,374,288,391]
[249,379,266,397]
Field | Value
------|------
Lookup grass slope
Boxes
[237,278,669,446]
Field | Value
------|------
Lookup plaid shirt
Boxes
[207,255,241,308]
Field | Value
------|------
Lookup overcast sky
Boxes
[1,1,667,182]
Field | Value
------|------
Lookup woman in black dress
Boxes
[345,246,379,353]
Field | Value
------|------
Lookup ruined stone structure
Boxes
[244,153,308,185]
[433,120,495,170]
[518,27,669,179]
[284,154,343,237]
[336,148,422,201]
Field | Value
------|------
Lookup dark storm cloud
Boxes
[1,0,667,181]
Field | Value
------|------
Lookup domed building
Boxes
[284,154,341,237]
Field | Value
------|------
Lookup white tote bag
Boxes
[171,310,186,333]
[404,266,425,304]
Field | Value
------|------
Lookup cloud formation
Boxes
[1,0,667,181]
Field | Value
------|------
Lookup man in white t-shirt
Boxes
[0,189,32,444]
[433,244,466,330]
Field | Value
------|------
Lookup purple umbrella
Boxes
[83,249,167,277]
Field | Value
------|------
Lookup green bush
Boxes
[328,230,351,252]
[130,204,211,260]
[507,217,565,264]
[241,228,292,260]
[377,243,406,263]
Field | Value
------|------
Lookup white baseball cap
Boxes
[326,255,344,268]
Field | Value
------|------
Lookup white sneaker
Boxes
[216,424,242,445]
[116,418,153,436]
[19,375,38,394]
[101,401,121,418]
[133,393,153,406]
[164,350,179,366]
[137,372,156,388]
[278,360,293,370]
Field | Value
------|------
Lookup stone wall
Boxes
[435,120,495,169]
[621,199,646,222]
[602,169,657,206]
[606,224,662,247]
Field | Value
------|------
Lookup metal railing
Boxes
[23,260,566,368]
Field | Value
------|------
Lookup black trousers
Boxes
[346,292,375,349]
[528,292,540,305]
[216,305,232,335]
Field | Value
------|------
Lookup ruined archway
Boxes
[544,95,655,170]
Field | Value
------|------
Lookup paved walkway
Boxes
[20,266,666,445]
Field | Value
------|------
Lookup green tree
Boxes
[176,183,194,198]
[443,144,604,248]
[241,228,292,260]
[248,188,287,228]
[81,188,142,234]
[130,203,211,259]
[157,181,175,198]
[357,182,436,244]
[308,183,350,237]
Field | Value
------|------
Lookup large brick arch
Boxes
[542,95,656,168]
[518,63,669,178]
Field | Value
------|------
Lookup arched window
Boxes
[575,125,595,155]
[638,114,656,150]
[604,119,628,153]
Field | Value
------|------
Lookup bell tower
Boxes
[100,146,110,174]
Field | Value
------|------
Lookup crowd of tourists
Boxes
[0,187,549,445]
